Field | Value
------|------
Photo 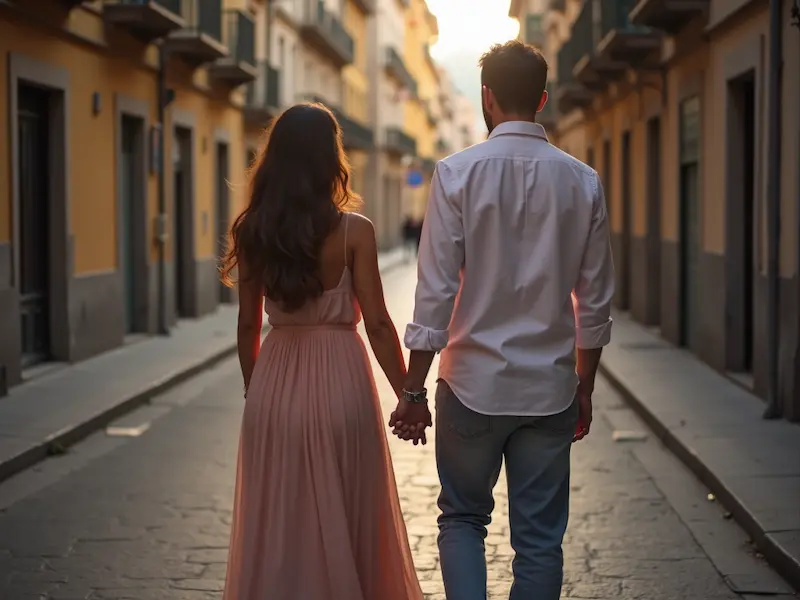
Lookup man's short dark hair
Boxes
[479,40,548,118]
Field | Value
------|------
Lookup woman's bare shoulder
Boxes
[347,212,376,242]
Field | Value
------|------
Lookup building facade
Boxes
[540,0,800,420]
[0,0,256,390]
[0,0,466,396]
[508,0,557,132]
[402,0,440,220]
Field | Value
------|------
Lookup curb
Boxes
[0,336,250,486]
[0,257,409,486]
[599,361,800,592]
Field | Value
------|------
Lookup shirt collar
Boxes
[487,121,549,142]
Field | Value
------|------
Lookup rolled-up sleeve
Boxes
[574,172,615,349]
[404,163,463,352]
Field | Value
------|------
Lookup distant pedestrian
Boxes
[413,217,423,255]
[402,215,416,261]
[219,103,422,600]
[391,40,615,600]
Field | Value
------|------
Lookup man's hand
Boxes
[389,400,432,446]
[573,389,593,442]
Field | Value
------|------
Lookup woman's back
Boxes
[264,213,362,329]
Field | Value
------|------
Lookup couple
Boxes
[221,40,614,600]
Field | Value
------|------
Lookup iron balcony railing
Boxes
[163,0,222,41]
[332,108,374,150]
[420,157,436,173]
[108,0,181,11]
[599,0,648,38]
[525,14,545,47]
[385,47,418,97]
[307,0,355,64]
[221,9,255,66]
[385,127,416,156]
[557,0,594,82]
[247,62,280,110]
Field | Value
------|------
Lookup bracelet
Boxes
[402,388,428,404]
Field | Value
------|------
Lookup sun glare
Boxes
[426,0,520,58]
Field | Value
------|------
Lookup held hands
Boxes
[389,399,432,446]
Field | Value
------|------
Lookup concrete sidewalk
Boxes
[0,249,407,485]
[600,312,800,591]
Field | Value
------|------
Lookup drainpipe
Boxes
[763,0,783,419]
[156,43,169,336]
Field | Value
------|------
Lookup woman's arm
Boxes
[236,253,264,393]
[349,214,406,398]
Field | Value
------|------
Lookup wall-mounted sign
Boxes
[407,169,423,188]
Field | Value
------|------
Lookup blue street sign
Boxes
[407,169,424,188]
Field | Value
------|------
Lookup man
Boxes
[391,41,615,599]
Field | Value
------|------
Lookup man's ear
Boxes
[481,85,492,111]
[537,90,548,113]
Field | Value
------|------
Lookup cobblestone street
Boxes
[0,265,792,600]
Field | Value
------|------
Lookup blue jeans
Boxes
[435,380,578,600]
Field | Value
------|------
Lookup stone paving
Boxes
[0,265,793,600]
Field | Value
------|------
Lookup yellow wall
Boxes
[1,6,247,273]
[0,14,158,274]
[342,0,369,124]
[403,0,438,160]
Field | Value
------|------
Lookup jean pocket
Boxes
[436,381,491,440]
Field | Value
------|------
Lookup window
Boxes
[278,36,285,67]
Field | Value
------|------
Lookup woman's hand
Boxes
[389,399,432,446]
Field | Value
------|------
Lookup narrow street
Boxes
[0,265,790,600]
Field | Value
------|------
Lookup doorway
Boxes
[119,115,145,334]
[173,127,192,318]
[726,72,756,373]
[17,84,52,367]
[646,117,662,326]
[620,131,632,310]
[679,97,702,350]
[216,142,232,304]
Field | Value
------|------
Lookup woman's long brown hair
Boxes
[220,103,361,312]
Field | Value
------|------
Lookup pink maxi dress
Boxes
[223,218,423,600]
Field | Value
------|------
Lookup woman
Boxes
[220,103,423,600]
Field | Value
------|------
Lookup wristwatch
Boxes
[402,387,428,404]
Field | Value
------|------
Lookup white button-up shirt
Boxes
[404,121,615,416]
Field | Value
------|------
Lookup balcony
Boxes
[384,47,418,97]
[596,0,661,64]
[385,127,416,157]
[524,13,545,47]
[350,0,375,14]
[164,0,227,65]
[245,62,281,126]
[425,101,437,127]
[300,1,355,68]
[420,157,437,174]
[555,34,593,115]
[331,108,374,151]
[629,0,709,34]
[103,0,184,42]
[208,9,257,85]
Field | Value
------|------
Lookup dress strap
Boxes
[343,212,349,267]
